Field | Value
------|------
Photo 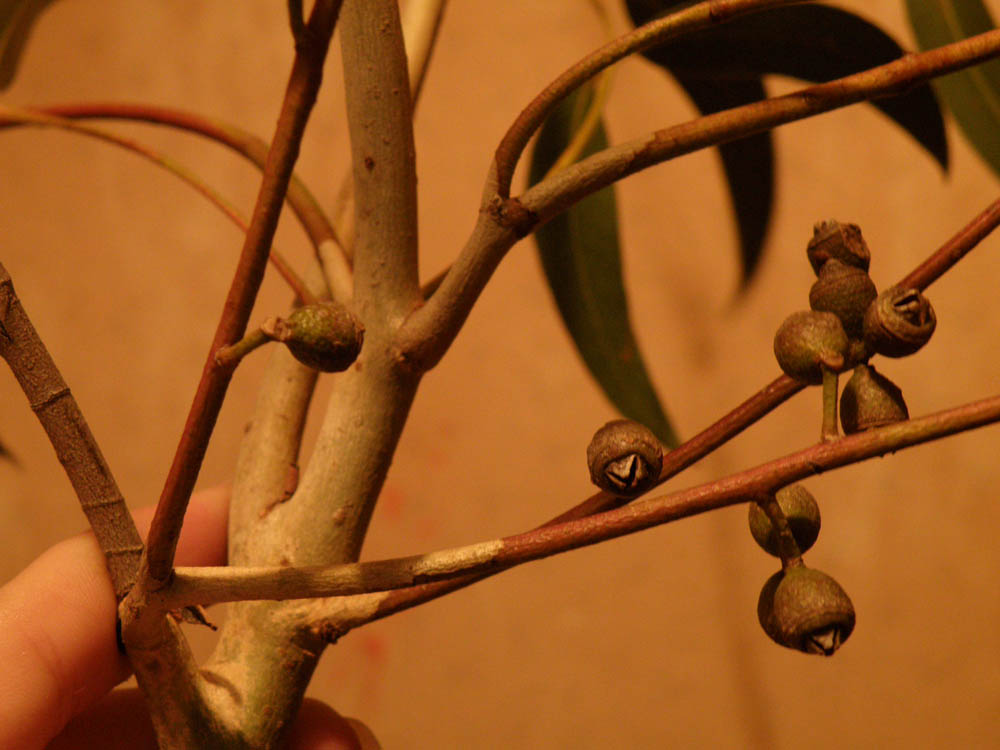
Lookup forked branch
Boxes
[398,25,1000,372]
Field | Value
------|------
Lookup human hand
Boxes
[0,486,376,749]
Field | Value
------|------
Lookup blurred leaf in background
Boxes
[906,0,1000,180]
[529,83,677,447]
[0,0,61,90]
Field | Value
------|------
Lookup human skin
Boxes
[0,486,375,750]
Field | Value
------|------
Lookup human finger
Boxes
[0,486,229,749]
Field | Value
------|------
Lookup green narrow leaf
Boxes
[673,75,774,285]
[0,0,60,90]
[906,0,1000,179]
[529,86,677,447]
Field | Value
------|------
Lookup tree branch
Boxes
[162,392,1000,610]
[521,28,1000,224]
[493,0,802,198]
[328,0,448,263]
[136,0,343,589]
[339,0,420,324]
[0,262,142,599]
[0,106,316,304]
[28,102,351,301]
[326,192,1000,633]
[398,27,1000,369]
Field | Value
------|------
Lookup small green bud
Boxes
[263,302,364,372]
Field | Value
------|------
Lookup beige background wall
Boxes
[2,1,999,747]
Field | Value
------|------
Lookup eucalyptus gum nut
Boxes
[586,419,663,497]
[806,220,871,274]
[748,485,821,557]
[808,259,878,339]
[863,286,937,358]
[266,302,365,372]
[840,363,908,434]
[773,310,849,384]
[757,566,855,656]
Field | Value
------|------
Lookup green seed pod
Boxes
[586,419,663,497]
[808,259,878,339]
[757,566,855,656]
[806,220,871,275]
[748,485,821,558]
[862,286,936,358]
[263,302,364,372]
[839,363,908,434]
[773,310,849,385]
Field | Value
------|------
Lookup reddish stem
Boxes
[899,195,1000,291]
[31,102,340,253]
[324,192,1000,634]
[141,0,343,585]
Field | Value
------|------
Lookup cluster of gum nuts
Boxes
[585,221,938,656]
[758,220,937,655]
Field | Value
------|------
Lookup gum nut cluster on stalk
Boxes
[774,220,938,433]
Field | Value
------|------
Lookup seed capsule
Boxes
[840,364,908,434]
[806,220,871,274]
[757,566,855,656]
[748,485,821,558]
[808,259,878,339]
[263,302,364,372]
[862,286,936,358]
[586,419,663,497]
[773,310,849,384]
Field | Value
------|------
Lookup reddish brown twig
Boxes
[140,0,344,587]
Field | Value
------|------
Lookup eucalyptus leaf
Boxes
[674,75,773,284]
[906,0,1000,179]
[0,0,60,90]
[529,86,677,447]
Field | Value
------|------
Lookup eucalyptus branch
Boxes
[493,0,802,198]
[900,195,1000,291]
[161,392,1000,610]
[135,0,343,590]
[29,103,340,251]
[329,0,447,263]
[0,262,142,599]
[213,328,272,369]
[398,26,1000,369]
[521,28,1000,223]
[325,192,1000,633]
[339,0,420,324]
[0,106,315,303]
